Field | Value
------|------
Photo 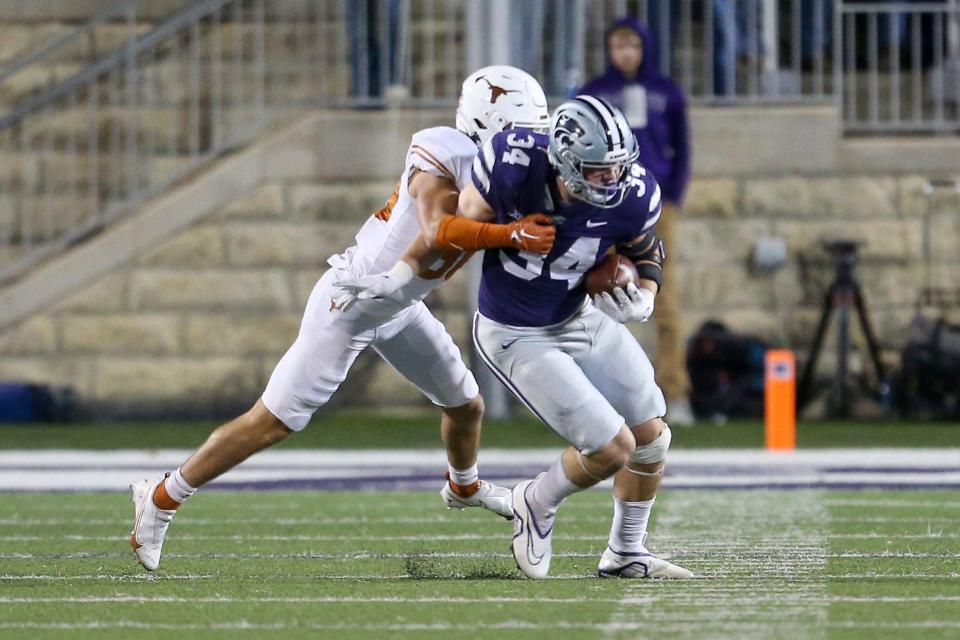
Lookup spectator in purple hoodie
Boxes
[579,17,693,426]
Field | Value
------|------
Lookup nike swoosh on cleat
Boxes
[586,220,608,228]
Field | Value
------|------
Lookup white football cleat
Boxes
[510,479,553,579]
[441,479,514,520]
[129,475,177,571]
[598,546,695,579]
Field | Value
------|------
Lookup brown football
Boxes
[584,253,639,296]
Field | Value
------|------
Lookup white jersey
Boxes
[327,126,477,307]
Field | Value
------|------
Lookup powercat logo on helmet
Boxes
[553,114,587,148]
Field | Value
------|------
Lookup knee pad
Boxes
[629,424,672,465]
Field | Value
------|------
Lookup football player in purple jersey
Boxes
[458,96,694,579]
[343,95,694,580]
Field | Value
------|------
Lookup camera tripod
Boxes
[798,241,891,418]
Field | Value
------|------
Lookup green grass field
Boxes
[2,489,959,639]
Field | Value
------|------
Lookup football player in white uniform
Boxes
[129,66,556,572]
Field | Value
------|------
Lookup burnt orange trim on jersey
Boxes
[153,481,182,511]
[374,181,401,221]
[411,145,456,182]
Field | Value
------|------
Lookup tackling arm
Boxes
[429,182,555,254]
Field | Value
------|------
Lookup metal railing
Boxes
[0,0,270,283]
[840,1,960,133]
[0,0,154,110]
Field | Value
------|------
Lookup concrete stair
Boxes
[0,3,461,279]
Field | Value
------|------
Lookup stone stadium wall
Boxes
[0,107,958,418]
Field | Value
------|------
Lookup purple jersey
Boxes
[472,129,662,327]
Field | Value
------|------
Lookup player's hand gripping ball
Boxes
[584,253,639,296]
[586,254,655,323]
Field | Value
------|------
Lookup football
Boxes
[584,253,639,296]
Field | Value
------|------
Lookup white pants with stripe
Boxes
[472,302,665,454]
[262,268,478,430]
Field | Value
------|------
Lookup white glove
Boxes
[332,261,414,312]
[592,282,655,323]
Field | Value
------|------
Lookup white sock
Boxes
[608,495,656,554]
[448,463,479,486]
[164,468,197,503]
[530,457,580,519]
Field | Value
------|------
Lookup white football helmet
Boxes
[456,65,549,146]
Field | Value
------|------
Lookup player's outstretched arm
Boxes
[428,183,555,254]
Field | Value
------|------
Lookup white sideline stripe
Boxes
[2,447,959,466]
[3,447,960,491]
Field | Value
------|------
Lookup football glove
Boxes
[593,282,655,323]
[332,261,414,312]
[506,213,556,254]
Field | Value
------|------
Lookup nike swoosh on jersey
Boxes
[585,220,608,228]
[500,337,521,350]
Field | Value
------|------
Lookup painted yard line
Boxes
[607,491,829,640]
[0,533,604,543]
[829,551,960,559]
[8,532,958,543]
[5,514,960,526]
[0,622,687,631]
[827,532,960,539]
[2,572,956,581]
[3,621,960,632]
[0,595,618,604]
[828,622,960,630]
[0,574,215,581]
[825,499,960,509]
[0,573,600,581]
[0,551,600,560]
[4,594,960,605]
